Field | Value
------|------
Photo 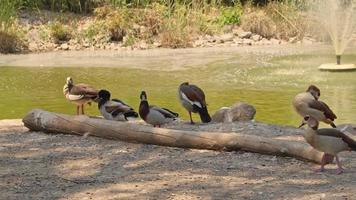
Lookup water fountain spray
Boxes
[313,0,356,71]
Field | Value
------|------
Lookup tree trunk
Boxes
[22,109,324,163]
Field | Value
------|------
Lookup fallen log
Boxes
[23,109,324,163]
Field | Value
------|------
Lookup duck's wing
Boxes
[319,101,337,119]
[308,100,337,120]
[317,128,356,150]
[112,99,133,109]
[70,83,98,99]
[150,106,178,118]
[179,84,205,108]
[105,100,131,114]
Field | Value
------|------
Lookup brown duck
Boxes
[293,85,337,128]
[303,116,356,174]
[63,77,98,115]
[178,82,211,124]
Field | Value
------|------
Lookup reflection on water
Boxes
[0,52,355,126]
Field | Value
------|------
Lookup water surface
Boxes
[1,46,355,126]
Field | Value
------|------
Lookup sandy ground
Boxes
[1,119,356,200]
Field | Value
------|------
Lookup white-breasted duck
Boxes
[302,116,356,174]
[98,89,138,121]
[178,82,211,124]
[293,85,337,128]
[63,77,98,115]
[139,91,178,127]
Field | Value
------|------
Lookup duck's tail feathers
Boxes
[161,108,179,117]
[124,111,139,119]
[330,122,337,128]
[194,105,211,123]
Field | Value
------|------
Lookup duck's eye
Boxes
[304,116,310,121]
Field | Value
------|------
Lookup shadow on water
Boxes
[0,49,356,126]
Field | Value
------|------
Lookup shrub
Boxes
[0,30,27,54]
[80,20,110,44]
[123,34,136,46]
[107,10,128,41]
[264,1,306,39]
[49,22,71,43]
[160,5,192,48]
[30,0,104,13]
[241,10,276,38]
[160,29,191,48]
[218,6,243,25]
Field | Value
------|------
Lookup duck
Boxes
[139,91,178,127]
[178,82,211,124]
[302,115,356,174]
[293,85,337,128]
[63,77,98,115]
[97,89,138,121]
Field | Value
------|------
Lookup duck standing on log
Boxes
[98,89,138,121]
[302,116,356,174]
[63,77,98,115]
[178,82,211,124]
[139,91,178,127]
[293,85,337,128]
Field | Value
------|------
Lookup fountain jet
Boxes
[313,0,356,71]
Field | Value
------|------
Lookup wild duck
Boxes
[178,82,211,124]
[63,77,98,115]
[98,89,138,121]
[293,85,337,128]
[139,91,178,127]
[303,116,356,174]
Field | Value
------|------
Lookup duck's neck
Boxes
[139,100,149,120]
[304,127,317,144]
[98,99,108,109]
[63,83,71,95]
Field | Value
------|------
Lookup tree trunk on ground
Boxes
[23,109,325,163]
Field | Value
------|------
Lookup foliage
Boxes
[0,0,27,53]
[0,29,27,53]
[80,20,109,44]
[0,0,19,30]
[160,4,192,48]
[1,0,315,52]
[241,10,276,38]
[123,34,136,46]
[264,1,306,39]
[49,22,71,43]
[217,5,242,25]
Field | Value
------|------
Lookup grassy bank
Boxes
[0,0,313,53]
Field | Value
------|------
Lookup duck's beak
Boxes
[298,122,306,128]
[93,96,101,103]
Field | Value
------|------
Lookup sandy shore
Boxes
[1,119,356,200]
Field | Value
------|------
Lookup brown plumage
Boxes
[304,116,356,174]
[293,85,337,128]
[178,82,211,124]
[63,77,98,115]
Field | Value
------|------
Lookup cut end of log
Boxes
[22,109,46,131]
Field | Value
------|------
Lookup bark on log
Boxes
[22,109,324,163]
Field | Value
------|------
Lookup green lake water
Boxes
[1,50,355,127]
